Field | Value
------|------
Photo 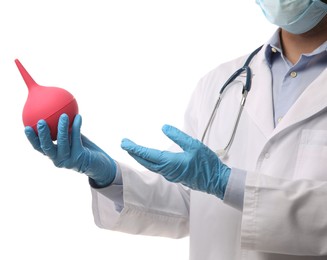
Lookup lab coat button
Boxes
[264,153,270,159]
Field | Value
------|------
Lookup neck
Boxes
[280,16,327,64]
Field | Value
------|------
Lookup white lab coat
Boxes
[91,43,327,260]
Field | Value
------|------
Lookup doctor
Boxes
[25,0,327,259]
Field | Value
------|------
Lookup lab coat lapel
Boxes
[273,67,327,135]
[245,48,275,139]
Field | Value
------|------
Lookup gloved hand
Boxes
[24,113,117,187]
[121,124,231,199]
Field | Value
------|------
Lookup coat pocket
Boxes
[294,129,327,181]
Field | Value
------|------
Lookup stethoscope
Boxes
[201,45,263,158]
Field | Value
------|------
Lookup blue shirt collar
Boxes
[264,29,327,67]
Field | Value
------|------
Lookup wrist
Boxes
[212,163,231,200]
[89,175,115,188]
[87,155,117,188]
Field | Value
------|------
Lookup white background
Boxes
[0,1,276,259]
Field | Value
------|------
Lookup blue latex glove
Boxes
[25,114,116,187]
[121,124,231,199]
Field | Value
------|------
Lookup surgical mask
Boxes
[256,0,327,34]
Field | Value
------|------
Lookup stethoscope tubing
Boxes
[201,45,263,157]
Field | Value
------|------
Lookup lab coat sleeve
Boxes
[241,171,327,256]
[91,162,190,239]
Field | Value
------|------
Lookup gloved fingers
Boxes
[127,152,161,172]
[162,124,199,151]
[70,114,84,154]
[56,114,71,158]
[81,135,94,150]
[24,126,44,154]
[81,134,103,152]
[37,120,57,159]
[121,138,164,165]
